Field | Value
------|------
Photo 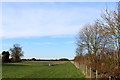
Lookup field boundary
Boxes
[71,61,104,78]
[70,61,87,78]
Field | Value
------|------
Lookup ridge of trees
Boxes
[74,2,120,78]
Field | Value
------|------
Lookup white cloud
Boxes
[2,3,103,38]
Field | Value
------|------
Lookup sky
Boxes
[1,2,116,59]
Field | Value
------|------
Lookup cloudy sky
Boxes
[1,2,116,59]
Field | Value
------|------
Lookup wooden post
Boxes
[84,65,86,75]
[96,69,98,78]
[109,76,111,80]
[78,63,80,69]
[90,67,92,78]
[86,66,88,76]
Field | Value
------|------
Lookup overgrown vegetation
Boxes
[74,2,120,78]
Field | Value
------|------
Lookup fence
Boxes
[71,61,102,78]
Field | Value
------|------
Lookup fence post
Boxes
[90,67,92,78]
[109,76,111,80]
[79,63,80,69]
[86,66,88,76]
[96,69,98,78]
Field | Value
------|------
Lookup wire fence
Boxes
[71,61,102,78]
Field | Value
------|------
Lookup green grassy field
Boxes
[2,61,85,78]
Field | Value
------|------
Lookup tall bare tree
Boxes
[101,2,120,66]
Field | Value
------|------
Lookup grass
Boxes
[2,61,85,78]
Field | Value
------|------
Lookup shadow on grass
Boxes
[2,63,29,66]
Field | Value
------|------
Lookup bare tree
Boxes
[75,2,120,78]
[77,24,93,55]
[101,2,120,66]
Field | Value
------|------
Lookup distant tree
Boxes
[59,58,69,61]
[9,44,24,62]
[31,58,36,61]
[2,51,10,63]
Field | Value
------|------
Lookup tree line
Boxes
[74,2,120,78]
[22,58,69,61]
[2,44,24,63]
